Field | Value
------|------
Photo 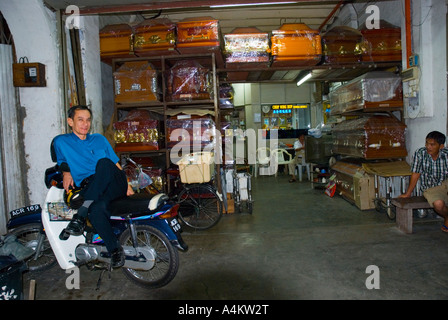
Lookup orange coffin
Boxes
[176,17,220,48]
[271,23,322,67]
[133,18,177,57]
[99,24,135,64]
[113,61,159,104]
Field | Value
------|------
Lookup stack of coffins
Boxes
[99,24,135,64]
[322,26,363,64]
[329,71,403,115]
[271,23,322,67]
[133,18,177,57]
[332,115,407,160]
[359,20,402,62]
[224,27,270,66]
[113,110,161,152]
[113,61,159,104]
[166,60,212,101]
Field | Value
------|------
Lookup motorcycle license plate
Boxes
[9,204,42,220]
[169,218,182,233]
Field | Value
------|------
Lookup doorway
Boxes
[0,13,27,234]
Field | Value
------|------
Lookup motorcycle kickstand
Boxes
[96,265,112,291]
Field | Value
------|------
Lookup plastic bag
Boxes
[0,234,34,261]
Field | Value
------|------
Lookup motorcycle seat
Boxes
[110,193,169,217]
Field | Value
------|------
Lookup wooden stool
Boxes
[391,196,432,234]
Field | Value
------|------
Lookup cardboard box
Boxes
[353,172,376,210]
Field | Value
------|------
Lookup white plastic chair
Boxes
[272,148,293,177]
[296,152,311,181]
[254,147,272,177]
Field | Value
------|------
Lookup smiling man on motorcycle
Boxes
[53,105,134,268]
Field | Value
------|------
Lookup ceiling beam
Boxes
[71,0,342,15]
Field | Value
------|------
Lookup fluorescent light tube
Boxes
[210,2,296,8]
[296,72,312,87]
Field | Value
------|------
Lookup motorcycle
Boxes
[7,162,188,289]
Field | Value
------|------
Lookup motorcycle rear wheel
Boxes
[177,184,223,230]
[9,223,57,272]
[119,225,179,289]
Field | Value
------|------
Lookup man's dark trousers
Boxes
[78,158,127,252]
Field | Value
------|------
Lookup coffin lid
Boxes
[114,110,158,128]
[177,16,218,24]
[359,20,400,31]
[100,23,132,36]
[226,27,267,35]
[134,18,175,31]
[115,60,155,72]
[323,26,363,39]
[272,23,319,35]
[332,115,406,132]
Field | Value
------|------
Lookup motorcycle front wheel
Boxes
[119,225,179,289]
[10,223,57,272]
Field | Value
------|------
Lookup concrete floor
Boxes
[22,175,448,300]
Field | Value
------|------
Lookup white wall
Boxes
[0,0,64,206]
[404,0,447,158]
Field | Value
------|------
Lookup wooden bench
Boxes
[391,196,432,234]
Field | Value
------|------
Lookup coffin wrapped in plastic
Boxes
[322,26,363,64]
[271,23,321,67]
[113,110,160,152]
[360,20,402,62]
[176,16,220,49]
[332,115,407,160]
[224,27,270,64]
[100,24,135,64]
[133,18,177,57]
[167,60,212,101]
[113,61,159,104]
[166,116,216,149]
[329,71,403,115]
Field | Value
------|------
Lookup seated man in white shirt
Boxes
[288,134,306,182]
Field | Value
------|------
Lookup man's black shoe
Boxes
[65,214,86,236]
[111,246,125,268]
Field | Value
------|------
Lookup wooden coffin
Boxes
[224,27,270,65]
[167,60,211,101]
[271,23,322,67]
[322,26,363,64]
[100,24,135,64]
[360,21,402,62]
[133,18,177,57]
[332,115,407,160]
[113,110,161,152]
[175,16,224,67]
[176,16,220,49]
[329,71,403,115]
[331,160,376,210]
[113,61,159,104]
[166,116,216,149]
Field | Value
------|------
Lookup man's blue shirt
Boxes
[53,133,119,186]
